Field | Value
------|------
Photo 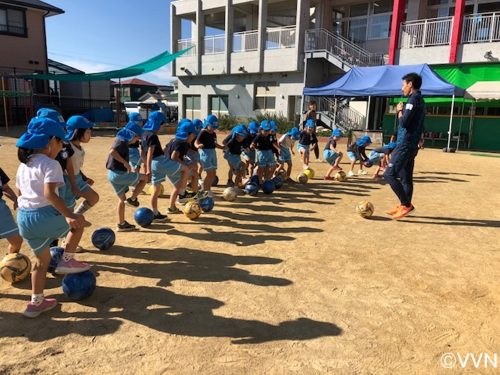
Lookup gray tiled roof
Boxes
[1,0,64,15]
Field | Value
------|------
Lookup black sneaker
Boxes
[178,191,196,204]
[153,212,168,223]
[167,206,182,214]
[126,197,139,207]
[227,180,235,187]
[116,221,136,232]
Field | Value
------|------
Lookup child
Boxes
[368,142,396,180]
[269,120,280,165]
[106,128,148,231]
[164,120,206,211]
[195,114,224,196]
[184,118,202,190]
[223,124,248,188]
[65,115,100,218]
[251,120,278,183]
[125,112,144,173]
[347,135,372,176]
[242,121,259,177]
[323,129,344,180]
[0,166,23,254]
[141,111,169,221]
[15,117,90,318]
[277,127,300,180]
[297,119,318,169]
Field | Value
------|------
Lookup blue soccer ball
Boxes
[48,246,64,274]
[244,182,259,196]
[250,175,260,186]
[134,207,154,227]
[199,197,215,212]
[262,180,275,194]
[62,270,96,301]
[91,227,115,251]
[272,176,284,190]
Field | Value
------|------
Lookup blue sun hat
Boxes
[260,120,271,131]
[176,120,196,141]
[17,117,66,149]
[36,108,66,128]
[116,128,136,143]
[125,122,143,137]
[269,120,277,132]
[248,121,259,134]
[288,127,300,140]
[65,115,94,141]
[192,118,203,133]
[385,142,397,150]
[203,114,218,129]
[332,129,342,137]
[232,124,248,138]
[142,111,167,132]
[356,135,372,146]
[305,119,315,128]
[128,112,142,123]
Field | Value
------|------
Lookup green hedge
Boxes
[217,113,296,133]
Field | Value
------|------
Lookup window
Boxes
[254,82,276,112]
[349,18,368,43]
[184,95,201,120]
[343,1,392,43]
[0,7,27,37]
[368,14,391,39]
[209,95,229,117]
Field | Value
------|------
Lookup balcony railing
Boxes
[400,16,453,48]
[266,26,296,49]
[204,34,225,55]
[177,39,196,56]
[463,12,500,43]
[233,30,259,52]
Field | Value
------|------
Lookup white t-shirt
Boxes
[70,142,85,175]
[278,134,294,149]
[16,154,64,209]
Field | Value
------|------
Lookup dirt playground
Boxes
[0,131,499,374]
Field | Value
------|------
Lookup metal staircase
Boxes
[315,96,366,132]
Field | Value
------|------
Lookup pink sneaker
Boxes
[55,258,91,274]
[23,298,58,318]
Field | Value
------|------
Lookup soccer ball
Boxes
[134,207,154,227]
[199,197,215,212]
[183,201,202,220]
[147,184,164,196]
[334,171,347,182]
[277,170,288,180]
[363,160,374,168]
[297,173,308,184]
[0,253,31,283]
[303,168,315,179]
[91,227,116,251]
[223,187,238,201]
[356,200,374,218]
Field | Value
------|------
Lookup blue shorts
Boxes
[108,170,140,196]
[199,148,217,171]
[347,151,358,161]
[257,150,276,168]
[129,147,142,170]
[17,206,70,255]
[151,156,182,186]
[297,143,310,155]
[224,152,242,171]
[60,173,91,208]
[279,147,292,163]
[185,149,200,166]
[242,149,256,164]
[323,149,339,165]
[0,199,19,239]
[369,151,384,164]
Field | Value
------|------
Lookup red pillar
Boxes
[388,0,406,65]
[449,0,465,63]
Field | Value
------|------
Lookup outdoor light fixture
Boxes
[238,66,245,72]
[180,66,186,71]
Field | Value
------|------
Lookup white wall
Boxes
[397,45,451,65]
[458,43,500,63]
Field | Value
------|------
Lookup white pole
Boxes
[300,55,308,126]
[333,97,337,128]
[365,96,371,130]
[446,94,455,151]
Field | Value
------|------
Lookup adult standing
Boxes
[302,100,321,160]
[384,73,425,220]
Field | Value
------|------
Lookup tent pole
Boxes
[456,100,465,151]
[365,96,371,130]
[468,103,474,149]
[333,97,337,128]
[446,95,455,151]
[300,56,308,124]
[1,76,8,132]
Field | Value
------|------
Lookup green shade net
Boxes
[24,48,191,81]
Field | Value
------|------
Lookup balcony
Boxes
[204,34,225,55]
[462,12,500,43]
[233,30,258,52]
[177,39,196,56]
[400,17,453,48]
[266,26,296,49]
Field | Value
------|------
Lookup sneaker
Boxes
[84,220,92,228]
[23,298,58,318]
[193,190,209,200]
[385,205,402,215]
[126,197,139,207]
[324,176,334,181]
[117,221,136,232]
[358,170,368,175]
[348,171,355,177]
[153,212,168,223]
[55,258,91,274]
[392,205,415,220]
[167,206,182,214]
[227,180,235,187]
[207,190,214,198]
[178,191,196,204]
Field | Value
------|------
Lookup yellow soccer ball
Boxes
[183,201,202,220]
[0,253,31,283]
[303,168,315,179]
[356,200,375,218]
[334,171,347,182]
[148,184,164,196]
[297,173,308,184]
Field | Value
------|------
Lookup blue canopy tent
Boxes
[303,64,464,150]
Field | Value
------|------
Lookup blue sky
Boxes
[45,0,174,84]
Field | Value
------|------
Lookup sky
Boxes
[45,0,174,85]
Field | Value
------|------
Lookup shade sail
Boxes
[464,81,500,100]
[303,64,463,97]
[24,48,191,81]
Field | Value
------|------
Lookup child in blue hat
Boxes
[242,121,259,177]
[367,142,397,180]
[250,120,277,183]
[15,117,90,318]
[347,135,372,176]
[222,124,248,188]
[195,114,224,196]
[0,166,23,257]
[125,112,144,173]
[106,128,148,231]
[276,127,300,180]
[65,115,100,220]
[269,120,280,163]
[141,111,168,221]
[323,129,344,180]
[297,119,318,169]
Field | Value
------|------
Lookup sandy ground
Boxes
[0,129,499,375]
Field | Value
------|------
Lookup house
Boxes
[112,78,159,102]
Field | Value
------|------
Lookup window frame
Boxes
[254,82,277,112]
[0,5,27,38]
[209,95,229,117]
